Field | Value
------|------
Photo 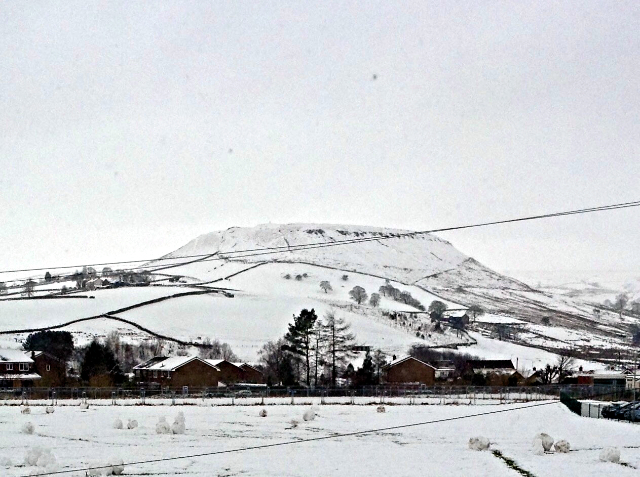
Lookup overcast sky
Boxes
[1,1,638,280]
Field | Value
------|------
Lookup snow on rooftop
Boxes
[0,349,33,363]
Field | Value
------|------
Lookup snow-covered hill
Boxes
[0,223,636,369]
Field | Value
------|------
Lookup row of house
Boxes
[381,357,525,386]
[132,356,264,388]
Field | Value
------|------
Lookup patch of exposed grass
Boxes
[492,450,538,477]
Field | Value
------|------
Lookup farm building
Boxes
[465,359,522,386]
[133,356,220,389]
[382,356,436,385]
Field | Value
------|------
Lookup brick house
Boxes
[465,359,521,385]
[26,351,67,387]
[0,349,41,388]
[205,360,245,384]
[382,356,436,385]
[133,356,220,389]
[234,363,265,384]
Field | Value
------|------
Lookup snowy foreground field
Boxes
[1,402,638,476]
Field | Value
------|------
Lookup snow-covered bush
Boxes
[22,422,35,434]
[156,416,171,434]
[531,438,545,455]
[289,419,299,429]
[376,405,386,413]
[554,440,570,453]
[534,433,554,452]
[259,409,267,417]
[127,419,138,429]
[45,406,54,414]
[303,408,315,421]
[113,418,123,430]
[599,447,620,463]
[21,407,31,414]
[468,436,490,451]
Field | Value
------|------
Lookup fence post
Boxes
[140,388,145,405]
[111,391,116,405]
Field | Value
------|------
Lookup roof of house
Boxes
[206,359,243,370]
[0,349,34,363]
[133,356,220,372]
[467,360,514,370]
[231,363,262,374]
[383,356,436,370]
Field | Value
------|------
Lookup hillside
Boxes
[0,223,636,369]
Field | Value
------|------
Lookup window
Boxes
[19,363,28,371]
[153,370,158,378]
[6,363,13,371]
[46,364,51,372]
[135,370,140,377]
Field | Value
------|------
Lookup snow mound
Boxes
[22,422,35,434]
[531,438,545,455]
[80,402,90,410]
[303,408,316,421]
[534,433,554,452]
[171,412,186,434]
[110,457,125,475]
[21,407,31,414]
[0,457,11,467]
[45,406,54,414]
[289,419,299,429]
[156,416,171,434]
[259,409,267,417]
[113,418,123,429]
[468,436,490,451]
[554,440,570,453]
[376,405,386,413]
[24,447,57,469]
[599,447,620,463]
[127,419,138,429]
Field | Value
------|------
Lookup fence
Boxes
[0,384,571,406]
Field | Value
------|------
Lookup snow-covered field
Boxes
[1,402,638,476]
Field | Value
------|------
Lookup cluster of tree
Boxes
[198,338,239,361]
[283,273,309,281]
[630,324,640,346]
[538,354,576,384]
[260,308,385,388]
[378,281,425,311]
[603,293,640,318]
[23,330,75,362]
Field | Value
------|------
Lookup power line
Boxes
[2,199,640,278]
[24,399,561,477]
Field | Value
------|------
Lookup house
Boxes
[25,351,67,387]
[466,359,521,386]
[0,349,41,388]
[576,373,628,389]
[205,360,245,384]
[133,356,220,389]
[382,356,436,385]
[234,363,265,384]
[432,360,456,380]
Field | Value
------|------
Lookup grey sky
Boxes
[1,1,638,278]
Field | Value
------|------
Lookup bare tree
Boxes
[369,293,380,307]
[319,281,332,293]
[23,280,36,298]
[349,286,368,305]
[320,311,357,387]
[614,293,629,318]
[467,304,484,322]
[428,300,448,318]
